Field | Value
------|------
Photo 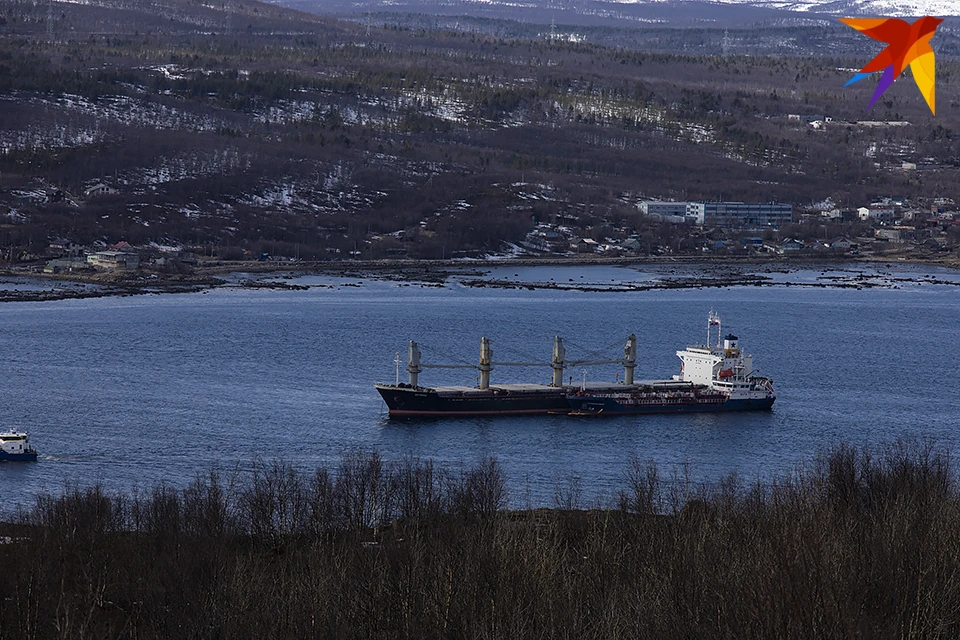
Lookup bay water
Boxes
[2,262,958,510]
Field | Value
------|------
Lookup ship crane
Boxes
[403,334,639,389]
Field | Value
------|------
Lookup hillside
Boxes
[286,0,960,21]
[2,0,960,260]
[289,0,960,28]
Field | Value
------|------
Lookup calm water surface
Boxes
[2,263,959,510]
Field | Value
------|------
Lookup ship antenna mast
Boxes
[708,310,721,348]
[394,352,401,385]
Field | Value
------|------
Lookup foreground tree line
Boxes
[2,442,959,638]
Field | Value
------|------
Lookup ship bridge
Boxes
[677,314,754,387]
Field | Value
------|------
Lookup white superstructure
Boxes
[676,312,774,401]
[0,431,38,459]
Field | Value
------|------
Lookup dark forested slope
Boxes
[2,0,959,259]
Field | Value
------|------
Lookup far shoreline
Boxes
[0,251,957,303]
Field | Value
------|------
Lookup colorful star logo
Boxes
[840,16,942,115]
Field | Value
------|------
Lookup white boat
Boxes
[0,431,38,461]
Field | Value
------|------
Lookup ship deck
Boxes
[377,380,699,396]
[431,383,563,395]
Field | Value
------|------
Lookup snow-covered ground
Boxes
[0,93,226,152]
[472,0,959,16]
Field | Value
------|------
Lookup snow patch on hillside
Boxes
[603,0,957,15]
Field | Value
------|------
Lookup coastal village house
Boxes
[778,238,804,253]
[858,206,895,223]
[86,250,140,270]
[826,237,856,251]
[875,227,919,244]
[523,227,567,252]
[572,238,598,253]
[47,239,83,258]
[43,258,87,274]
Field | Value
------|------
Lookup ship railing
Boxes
[419,364,480,369]
[419,360,630,368]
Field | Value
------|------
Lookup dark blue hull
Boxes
[376,384,570,417]
[567,396,775,416]
[376,384,775,418]
[0,451,38,462]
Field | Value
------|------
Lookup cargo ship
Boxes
[374,312,775,418]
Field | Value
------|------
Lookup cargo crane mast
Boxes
[405,335,639,389]
[479,337,493,390]
[407,341,422,386]
[552,336,565,387]
[623,334,637,384]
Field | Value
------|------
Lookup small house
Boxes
[875,227,916,244]
[858,207,895,223]
[826,237,856,251]
[86,251,140,270]
[572,238,598,253]
[779,238,804,253]
[84,183,118,198]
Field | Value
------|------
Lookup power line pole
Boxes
[47,0,54,44]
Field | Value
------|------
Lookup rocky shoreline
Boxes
[0,253,956,302]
